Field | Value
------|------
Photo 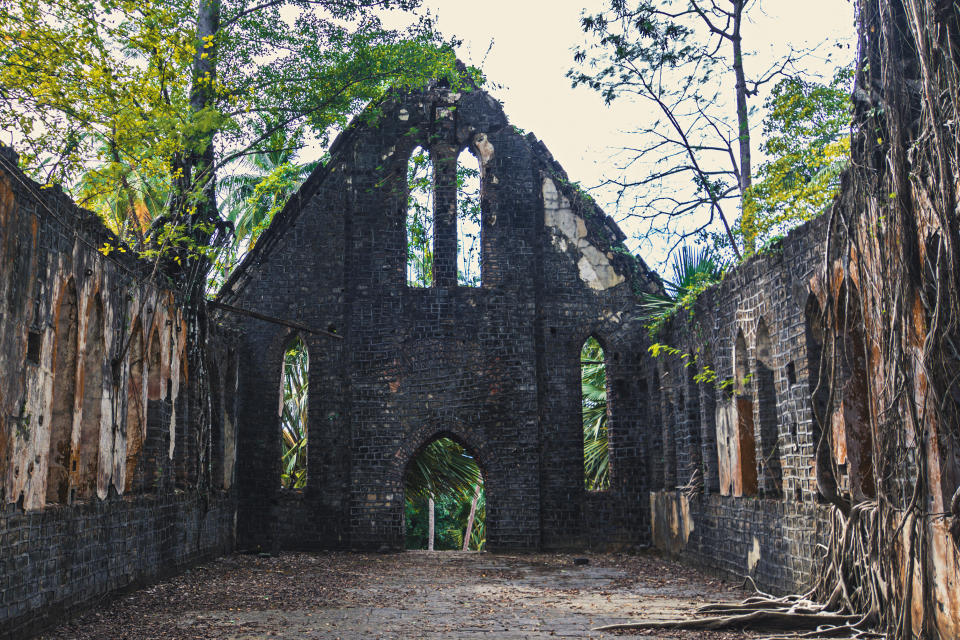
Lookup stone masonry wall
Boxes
[646,214,835,594]
[0,144,237,638]
[218,80,663,553]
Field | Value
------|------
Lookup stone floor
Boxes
[40,551,759,639]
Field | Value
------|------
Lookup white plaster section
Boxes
[473,133,494,168]
[747,536,762,573]
[542,178,624,291]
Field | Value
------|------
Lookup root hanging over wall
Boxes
[604,1,960,638]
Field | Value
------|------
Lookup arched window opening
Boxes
[404,436,485,551]
[280,336,308,489]
[406,146,434,287]
[144,327,164,491]
[581,337,609,491]
[209,358,224,491]
[46,281,78,505]
[124,321,145,493]
[804,295,829,503]
[456,149,482,286]
[223,349,238,490]
[698,358,720,494]
[668,390,683,489]
[683,359,703,489]
[647,377,665,491]
[755,319,782,498]
[733,330,758,496]
[76,295,105,501]
[835,283,875,501]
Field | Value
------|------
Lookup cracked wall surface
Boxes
[0,145,237,639]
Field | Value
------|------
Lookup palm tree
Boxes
[404,437,485,550]
[639,245,725,325]
[75,133,171,245]
[280,338,308,489]
[219,125,319,244]
[582,337,610,491]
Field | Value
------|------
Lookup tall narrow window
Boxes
[280,336,308,489]
[663,387,677,488]
[581,337,609,490]
[223,350,238,490]
[734,330,758,496]
[755,319,782,497]
[76,295,105,501]
[406,147,434,287]
[836,283,875,500]
[124,321,145,493]
[144,327,164,490]
[456,149,481,286]
[805,295,828,456]
[684,359,702,487]
[46,280,78,504]
[209,358,224,491]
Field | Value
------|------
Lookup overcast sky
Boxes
[386,0,858,267]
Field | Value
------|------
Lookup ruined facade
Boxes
[2,70,958,638]
[217,81,664,553]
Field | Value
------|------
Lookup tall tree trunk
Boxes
[168,0,222,284]
[462,484,482,551]
[427,496,435,551]
[730,0,754,254]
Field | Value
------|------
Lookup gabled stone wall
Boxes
[218,81,663,553]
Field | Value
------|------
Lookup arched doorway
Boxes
[403,435,486,551]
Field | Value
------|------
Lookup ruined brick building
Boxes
[1,76,957,638]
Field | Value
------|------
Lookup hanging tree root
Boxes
[595,504,888,639]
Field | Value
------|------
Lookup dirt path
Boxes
[40,551,759,639]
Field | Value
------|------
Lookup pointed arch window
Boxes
[406,146,434,287]
[124,321,145,493]
[581,336,609,491]
[280,336,308,489]
[46,281,78,505]
[456,149,482,286]
[755,319,782,497]
[728,330,758,496]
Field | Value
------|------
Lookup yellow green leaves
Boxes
[741,67,853,253]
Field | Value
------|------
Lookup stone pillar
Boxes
[431,144,458,287]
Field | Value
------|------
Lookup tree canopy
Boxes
[569,0,851,261]
[1,0,465,284]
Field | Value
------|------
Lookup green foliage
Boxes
[403,437,485,550]
[404,437,482,503]
[740,67,853,251]
[208,125,319,291]
[1,0,462,273]
[582,337,609,491]
[405,149,483,287]
[405,487,486,551]
[280,337,308,489]
[406,148,434,287]
[456,158,482,286]
[640,245,725,335]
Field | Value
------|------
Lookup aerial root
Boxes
[595,506,888,638]
[593,609,860,632]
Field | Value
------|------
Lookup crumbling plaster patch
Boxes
[542,178,625,291]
